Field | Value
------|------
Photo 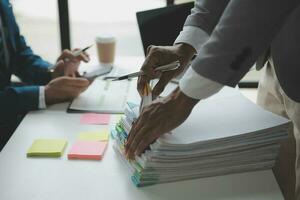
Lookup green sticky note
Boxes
[78,130,109,141]
[27,139,67,157]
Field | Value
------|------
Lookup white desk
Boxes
[0,58,283,200]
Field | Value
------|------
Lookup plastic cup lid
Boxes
[96,36,116,43]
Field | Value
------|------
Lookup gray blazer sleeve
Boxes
[184,0,229,35]
[175,0,229,52]
[190,0,299,87]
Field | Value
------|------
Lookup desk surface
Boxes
[0,58,283,200]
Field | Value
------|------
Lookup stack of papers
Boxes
[112,87,291,187]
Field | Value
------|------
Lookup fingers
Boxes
[52,77,90,89]
[135,133,157,156]
[125,117,145,159]
[125,108,154,159]
[57,49,76,62]
[58,49,90,63]
[73,48,90,63]
[45,77,90,105]
[125,113,145,150]
[125,117,159,159]
[126,126,148,159]
[62,78,89,98]
[141,54,160,79]
[137,46,161,95]
[152,71,175,98]
[137,75,149,96]
[62,77,90,87]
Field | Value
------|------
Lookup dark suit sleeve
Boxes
[10,6,53,85]
[0,85,39,122]
[14,35,52,85]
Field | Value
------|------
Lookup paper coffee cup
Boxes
[96,36,116,64]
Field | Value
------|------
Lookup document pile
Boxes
[112,87,291,187]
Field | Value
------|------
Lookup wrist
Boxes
[50,70,61,80]
[44,85,55,105]
[165,87,199,110]
[174,43,196,61]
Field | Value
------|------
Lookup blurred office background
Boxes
[11,0,258,100]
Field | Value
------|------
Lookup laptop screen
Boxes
[136,2,194,56]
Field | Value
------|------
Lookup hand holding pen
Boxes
[137,44,196,98]
[52,45,92,78]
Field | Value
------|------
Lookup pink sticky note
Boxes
[80,113,110,125]
[68,141,108,160]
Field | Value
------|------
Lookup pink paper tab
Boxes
[68,141,108,160]
[80,113,110,125]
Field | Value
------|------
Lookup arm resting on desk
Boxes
[0,86,39,122]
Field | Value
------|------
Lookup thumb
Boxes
[55,60,65,69]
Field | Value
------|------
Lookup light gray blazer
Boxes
[185,0,300,102]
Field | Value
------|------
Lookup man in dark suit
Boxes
[0,0,90,150]
[126,0,300,199]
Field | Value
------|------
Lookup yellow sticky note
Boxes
[78,130,109,141]
[27,139,67,157]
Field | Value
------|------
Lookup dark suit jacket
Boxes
[0,0,52,124]
[184,0,300,102]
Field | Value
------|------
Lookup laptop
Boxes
[136,2,194,55]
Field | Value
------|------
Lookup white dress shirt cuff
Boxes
[179,67,224,100]
[174,26,209,53]
[38,86,47,109]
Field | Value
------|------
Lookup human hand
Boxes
[125,87,199,160]
[138,43,196,98]
[52,49,90,78]
[45,76,90,105]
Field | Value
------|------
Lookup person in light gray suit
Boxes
[125,0,300,199]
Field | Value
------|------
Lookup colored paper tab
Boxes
[80,113,110,125]
[115,114,124,122]
[27,139,67,157]
[78,130,109,141]
[68,141,108,160]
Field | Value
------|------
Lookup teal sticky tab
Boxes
[131,175,141,187]
[127,102,138,110]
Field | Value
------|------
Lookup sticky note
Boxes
[68,141,108,160]
[78,130,109,141]
[80,113,110,125]
[27,139,67,157]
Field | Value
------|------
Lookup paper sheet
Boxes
[69,79,140,114]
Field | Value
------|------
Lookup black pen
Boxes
[111,60,180,81]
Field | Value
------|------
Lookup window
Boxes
[12,0,60,62]
[69,0,165,58]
